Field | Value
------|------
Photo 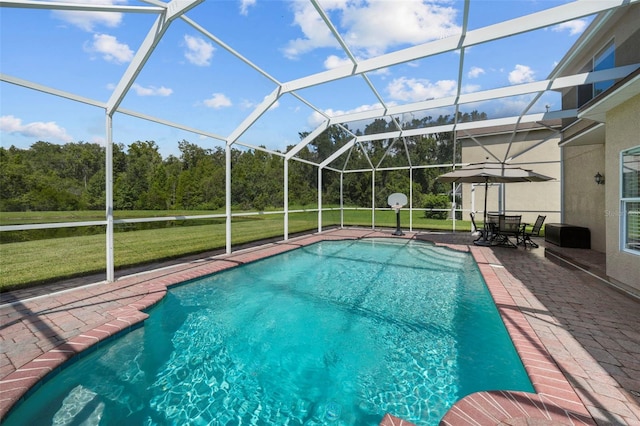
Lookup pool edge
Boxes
[0,229,596,425]
[436,246,595,425]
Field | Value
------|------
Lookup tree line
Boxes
[0,112,486,212]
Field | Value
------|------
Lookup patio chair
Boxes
[519,215,546,248]
[495,214,522,248]
[485,213,501,240]
[469,212,484,241]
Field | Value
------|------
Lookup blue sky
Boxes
[0,0,591,158]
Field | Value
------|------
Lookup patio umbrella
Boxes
[438,162,553,239]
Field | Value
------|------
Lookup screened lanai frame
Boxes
[1,0,638,283]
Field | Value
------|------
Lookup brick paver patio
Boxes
[1,228,639,425]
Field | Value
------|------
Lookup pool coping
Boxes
[0,229,595,424]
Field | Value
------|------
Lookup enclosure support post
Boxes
[317,167,322,233]
[409,168,413,231]
[453,137,457,232]
[225,143,232,254]
[340,172,344,228]
[371,170,375,229]
[105,114,114,283]
[451,182,457,232]
[284,159,289,240]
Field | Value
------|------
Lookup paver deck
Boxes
[1,228,639,425]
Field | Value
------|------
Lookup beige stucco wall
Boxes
[460,131,561,225]
[556,3,640,294]
[604,93,640,293]
[561,144,606,251]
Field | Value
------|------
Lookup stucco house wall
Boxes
[604,94,640,295]
[561,144,607,251]
[557,3,640,294]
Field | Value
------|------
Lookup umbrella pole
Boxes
[483,178,488,226]
[475,178,492,246]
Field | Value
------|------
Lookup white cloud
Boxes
[329,103,384,117]
[552,19,587,36]
[323,55,389,74]
[51,0,125,31]
[492,95,536,117]
[204,93,232,109]
[240,94,280,110]
[240,99,256,109]
[284,0,460,59]
[84,33,133,64]
[131,83,173,97]
[307,111,327,128]
[90,135,106,146]
[324,55,353,69]
[387,77,457,102]
[283,2,337,59]
[0,115,73,142]
[183,35,215,66]
[341,0,460,56]
[461,83,481,94]
[240,0,256,15]
[307,102,384,128]
[269,101,280,111]
[508,64,535,84]
[468,66,485,79]
[369,67,391,77]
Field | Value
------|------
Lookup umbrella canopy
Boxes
[438,162,553,235]
[438,162,554,184]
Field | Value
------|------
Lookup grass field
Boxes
[0,209,471,292]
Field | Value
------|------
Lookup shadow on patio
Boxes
[417,231,640,425]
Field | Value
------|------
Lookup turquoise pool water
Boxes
[5,238,533,425]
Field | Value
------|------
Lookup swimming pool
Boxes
[4,238,533,425]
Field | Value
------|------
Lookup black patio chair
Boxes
[519,215,546,248]
[495,214,522,248]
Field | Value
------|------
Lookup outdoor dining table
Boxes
[477,213,523,248]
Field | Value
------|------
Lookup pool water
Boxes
[5,238,533,425]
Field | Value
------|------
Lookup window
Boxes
[576,41,616,108]
[594,42,615,96]
[621,146,640,253]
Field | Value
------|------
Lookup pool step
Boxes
[53,385,105,426]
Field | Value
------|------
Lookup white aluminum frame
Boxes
[1,0,637,283]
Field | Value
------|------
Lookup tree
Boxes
[0,147,32,211]
[0,108,481,213]
[114,141,163,209]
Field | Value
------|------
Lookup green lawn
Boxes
[0,209,471,292]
